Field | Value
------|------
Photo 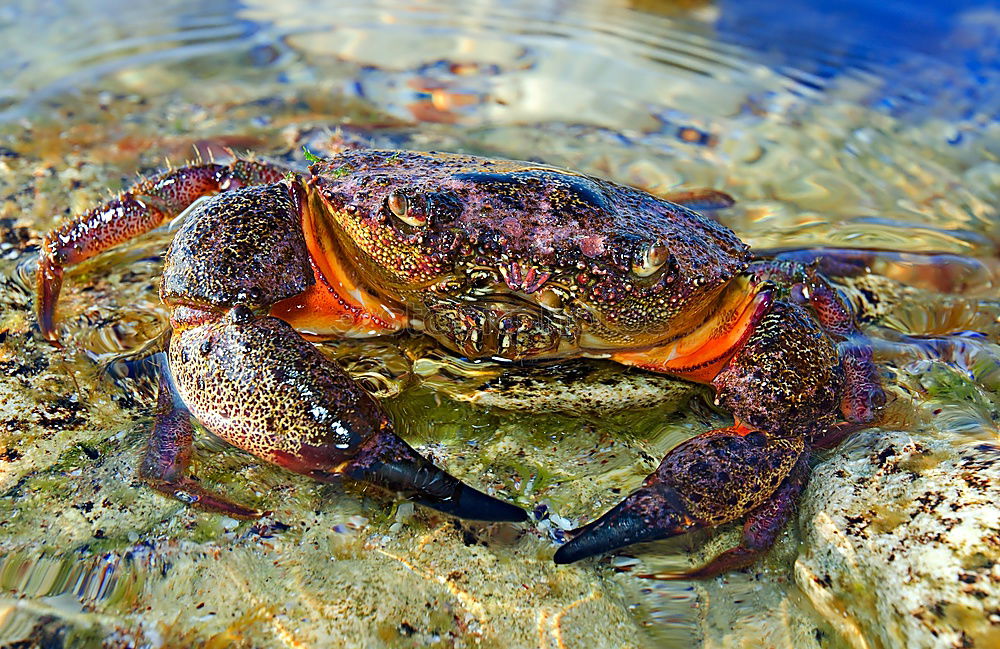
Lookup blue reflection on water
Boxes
[718,0,1000,122]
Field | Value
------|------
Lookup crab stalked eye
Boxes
[386,190,426,227]
[387,190,408,217]
[632,242,670,277]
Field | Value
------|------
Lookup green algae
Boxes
[920,363,996,414]
[301,146,322,163]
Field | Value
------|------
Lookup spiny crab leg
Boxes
[36,159,287,342]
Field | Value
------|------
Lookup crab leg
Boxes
[167,306,526,522]
[36,159,288,341]
[139,365,261,518]
[659,188,735,212]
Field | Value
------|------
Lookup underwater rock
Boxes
[427,358,704,415]
[796,429,1000,649]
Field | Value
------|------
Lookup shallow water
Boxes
[0,1,998,648]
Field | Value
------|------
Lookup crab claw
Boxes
[553,482,693,564]
[553,428,806,566]
[344,431,528,523]
[167,310,527,525]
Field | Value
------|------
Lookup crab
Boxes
[35,149,884,578]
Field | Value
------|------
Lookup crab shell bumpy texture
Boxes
[170,310,393,474]
[307,150,753,350]
[640,430,805,528]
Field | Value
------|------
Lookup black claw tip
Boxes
[345,434,527,524]
[553,510,648,564]
[552,543,581,565]
[417,485,528,523]
[553,485,694,565]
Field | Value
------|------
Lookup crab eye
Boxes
[387,190,408,217]
[386,190,426,227]
[632,242,670,277]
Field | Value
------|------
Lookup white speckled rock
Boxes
[795,429,1000,649]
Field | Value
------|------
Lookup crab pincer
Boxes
[554,429,807,575]
[558,296,880,577]
[160,308,525,522]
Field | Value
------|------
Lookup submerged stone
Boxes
[797,430,1000,649]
